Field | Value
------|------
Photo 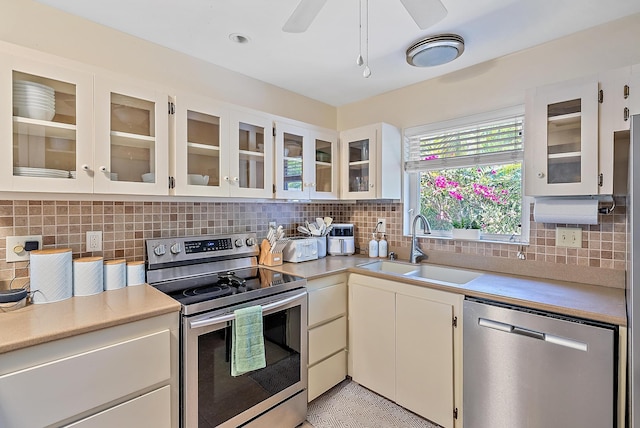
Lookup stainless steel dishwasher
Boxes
[463,297,617,428]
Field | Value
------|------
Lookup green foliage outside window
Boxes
[420,163,522,235]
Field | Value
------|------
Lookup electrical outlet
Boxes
[6,235,43,262]
[86,231,103,251]
[377,218,386,233]
[556,227,582,248]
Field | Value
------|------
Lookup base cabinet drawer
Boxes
[309,316,347,365]
[308,282,347,327]
[64,386,171,428]
[0,329,171,428]
[308,351,347,402]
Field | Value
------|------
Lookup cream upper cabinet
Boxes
[93,75,169,195]
[274,121,338,200]
[598,67,632,195]
[525,78,599,196]
[227,109,273,198]
[339,123,401,200]
[0,54,94,193]
[630,64,640,116]
[171,93,231,197]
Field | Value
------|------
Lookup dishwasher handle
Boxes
[478,317,588,351]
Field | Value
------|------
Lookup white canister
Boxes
[73,256,104,296]
[30,248,73,304]
[126,261,146,286]
[103,259,127,291]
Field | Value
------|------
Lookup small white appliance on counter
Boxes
[283,237,319,263]
[328,224,355,256]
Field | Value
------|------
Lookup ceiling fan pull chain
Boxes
[356,0,364,66]
[363,0,371,78]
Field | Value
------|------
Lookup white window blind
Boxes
[405,109,524,172]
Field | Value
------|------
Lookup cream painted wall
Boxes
[0,0,337,129]
[337,13,640,131]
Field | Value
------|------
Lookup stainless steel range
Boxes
[146,233,308,428]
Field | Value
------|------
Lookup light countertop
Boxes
[0,255,626,355]
[268,256,627,326]
[0,284,180,354]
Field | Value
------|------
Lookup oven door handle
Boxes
[188,291,307,329]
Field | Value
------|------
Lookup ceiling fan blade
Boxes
[399,0,448,30]
[282,0,328,33]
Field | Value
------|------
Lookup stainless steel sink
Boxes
[358,260,482,285]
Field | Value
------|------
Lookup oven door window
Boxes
[197,306,302,427]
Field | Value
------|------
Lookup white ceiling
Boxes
[36,0,640,107]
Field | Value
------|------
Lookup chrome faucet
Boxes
[410,214,431,264]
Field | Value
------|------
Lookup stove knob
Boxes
[234,239,244,248]
[170,243,182,254]
[154,244,166,256]
[246,237,256,247]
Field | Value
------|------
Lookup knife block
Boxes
[259,239,283,266]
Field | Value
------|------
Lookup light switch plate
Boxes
[556,227,582,248]
[6,235,43,262]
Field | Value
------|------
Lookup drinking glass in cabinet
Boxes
[349,164,369,192]
[12,71,77,179]
[187,110,221,186]
[546,99,582,185]
[349,139,369,163]
[109,93,155,183]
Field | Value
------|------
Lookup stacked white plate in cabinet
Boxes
[13,80,55,121]
[13,167,70,178]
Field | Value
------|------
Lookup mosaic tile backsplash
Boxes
[0,198,626,289]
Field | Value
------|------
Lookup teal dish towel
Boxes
[231,305,266,377]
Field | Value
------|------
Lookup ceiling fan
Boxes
[282,0,448,33]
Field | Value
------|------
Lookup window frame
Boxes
[403,106,530,244]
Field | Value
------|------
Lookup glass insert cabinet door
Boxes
[313,137,334,197]
[229,111,273,198]
[1,56,93,193]
[94,76,169,195]
[528,80,598,196]
[172,94,230,197]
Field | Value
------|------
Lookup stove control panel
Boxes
[185,238,234,254]
[146,233,259,268]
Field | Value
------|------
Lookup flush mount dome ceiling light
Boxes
[406,34,464,67]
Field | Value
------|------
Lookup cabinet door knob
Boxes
[99,166,107,173]
[233,177,239,182]
[537,172,545,178]
[224,176,230,182]
[370,183,374,188]
[81,164,90,171]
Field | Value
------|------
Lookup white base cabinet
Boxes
[348,274,463,428]
[0,313,178,428]
[307,273,348,401]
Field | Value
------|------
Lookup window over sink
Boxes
[404,106,529,243]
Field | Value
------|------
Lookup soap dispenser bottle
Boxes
[378,233,388,258]
[368,233,379,257]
